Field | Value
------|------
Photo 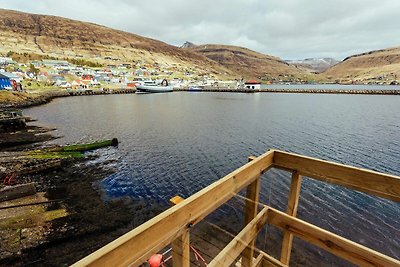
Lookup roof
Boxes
[0,72,19,79]
[245,80,261,84]
[0,73,9,79]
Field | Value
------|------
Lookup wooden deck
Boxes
[72,149,400,267]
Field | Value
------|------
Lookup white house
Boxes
[244,80,261,89]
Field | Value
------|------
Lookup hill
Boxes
[185,44,318,81]
[286,58,339,73]
[0,9,320,81]
[185,44,321,82]
[0,9,232,77]
[324,47,400,82]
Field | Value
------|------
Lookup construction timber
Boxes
[72,149,400,267]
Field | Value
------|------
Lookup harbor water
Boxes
[24,92,400,265]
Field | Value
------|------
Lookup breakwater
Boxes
[176,87,400,95]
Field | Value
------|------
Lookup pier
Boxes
[65,88,136,96]
[176,87,400,95]
[72,150,400,267]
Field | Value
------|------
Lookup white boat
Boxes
[136,79,173,93]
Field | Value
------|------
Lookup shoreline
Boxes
[0,120,166,266]
[1,86,400,110]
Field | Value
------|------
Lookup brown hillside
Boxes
[0,9,232,76]
[185,44,320,81]
[324,47,400,80]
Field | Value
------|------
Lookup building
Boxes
[0,57,14,65]
[1,72,23,83]
[244,80,261,89]
[0,73,12,89]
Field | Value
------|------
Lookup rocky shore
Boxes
[0,117,166,266]
[0,91,67,109]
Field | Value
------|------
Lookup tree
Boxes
[29,64,40,76]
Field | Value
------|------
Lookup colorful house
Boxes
[0,73,12,90]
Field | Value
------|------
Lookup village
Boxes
[0,53,399,94]
[0,54,252,92]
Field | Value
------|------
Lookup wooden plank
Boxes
[253,254,263,267]
[171,229,190,267]
[267,208,400,267]
[280,171,302,264]
[170,196,190,267]
[72,150,275,267]
[242,156,261,267]
[208,207,269,267]
[273,150,400,202]
[256,251,288,267]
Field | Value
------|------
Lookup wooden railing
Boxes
[72,150,400,267]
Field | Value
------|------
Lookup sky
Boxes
[1,0,400,60]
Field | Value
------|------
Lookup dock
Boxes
[72,150,400,267]
[65,88,136,96]
[176,87,400,95]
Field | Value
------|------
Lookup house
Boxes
[58,81,72,88]
[82,74,94,81]
[244,80,261,89]
[49,75,66,85]
[0,73,12,90]
[0,57,14,65]
[1,72,23,83]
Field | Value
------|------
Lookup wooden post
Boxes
[280,171,302,265]
[169,196,190,267]
[171,229,190,267]
[241,156,261,267]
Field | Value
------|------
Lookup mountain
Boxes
[180,41,196,49]
[286,58,339,73]
[0,9,318,81]
[0,9,231,77]
[324,47,400,82]
[184,44,321,81]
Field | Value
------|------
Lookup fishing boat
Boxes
[136,79,173,93]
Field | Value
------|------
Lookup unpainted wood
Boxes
[273,150,400,202]
[208,207,269,267]
[71,150,275,267]
[280,171,302,265]
[242,156,262,267]
[171,230,190,267]
[267,208,400,267]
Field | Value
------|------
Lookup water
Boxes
[24,92,400,264]
[262,84,400,90]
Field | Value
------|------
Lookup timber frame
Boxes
[72,149,400,267]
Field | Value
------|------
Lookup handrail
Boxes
[72,150,275,267]
[273,150,400,202]
[72,149,400,267]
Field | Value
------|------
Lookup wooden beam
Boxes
[267,208,400,267]
[171,229,190,267]
[280,171,302,265]
[273,150,400,202]
[253,254,263,267]
[242,156,261,267]
[208,207,269,267]
[255,250,288,267]
[170,196,190,267]
[72,150,275,267]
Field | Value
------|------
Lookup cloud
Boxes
[1,0,399,59]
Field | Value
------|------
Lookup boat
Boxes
[136,79,173,93]
[188,86,203,91]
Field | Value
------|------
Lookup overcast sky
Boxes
[1,0,399,60]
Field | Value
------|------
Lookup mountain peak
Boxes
[180,41,196,48]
